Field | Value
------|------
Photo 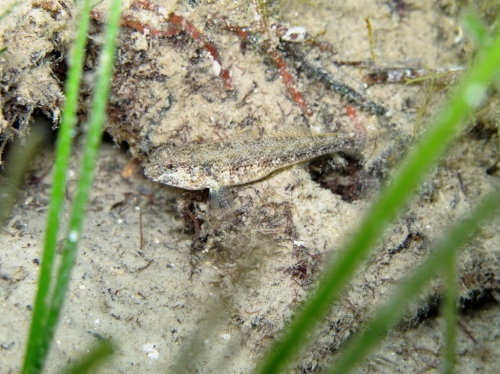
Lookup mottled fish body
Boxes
[144,130,362,208]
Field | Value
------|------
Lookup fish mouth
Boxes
[143,161,163,182]
[144,161,181,187]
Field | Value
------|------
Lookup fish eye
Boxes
[166,164,173,170]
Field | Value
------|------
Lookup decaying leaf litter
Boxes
[1,0,500,372]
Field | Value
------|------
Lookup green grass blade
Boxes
[328,192,499,374]
[61,340,114,374]
[461,10,491,49]
[442,244,458,374]
[0,1,19,22]
[43,0,122,366]
[0,126,48,226]
[23,0,93,372]
[23,0,121,373]
[256,17,500,374]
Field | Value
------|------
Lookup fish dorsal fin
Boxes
[226,126,335,142]
[267,126,335,138]
[236,126,316,139]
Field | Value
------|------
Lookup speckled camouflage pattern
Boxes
[144,131,361,190]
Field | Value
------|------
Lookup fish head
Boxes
[144,148,197,189]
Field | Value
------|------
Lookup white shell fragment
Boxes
[143,343,159,360]
[281,26,307,42]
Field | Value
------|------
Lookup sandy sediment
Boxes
[1,0,499,372]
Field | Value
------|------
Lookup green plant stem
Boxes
[0,126,48,226]
[23,0,92,372]
[22,0,122,372]
[462,10,492,49]
[442,247,457,374]
[257,14,500,374]
[0,1,19,22]
[45,0,122,361]
[329,192,499,374]
[61,340,114,374]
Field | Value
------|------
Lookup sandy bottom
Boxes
[1,0,500,373]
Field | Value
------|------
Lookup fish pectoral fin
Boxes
[209,186,233,212]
